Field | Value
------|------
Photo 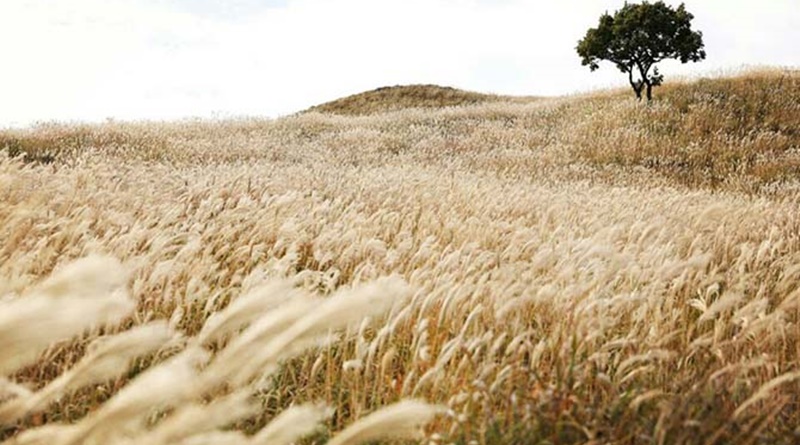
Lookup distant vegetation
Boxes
[5,69,798,193]
[577,69,800,190]
[577,1,706,101]
[1,68,800,444]
[305,84,537,116]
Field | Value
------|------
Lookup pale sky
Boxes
[0,0,797,128]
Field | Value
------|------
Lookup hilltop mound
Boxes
[306,84,535,116]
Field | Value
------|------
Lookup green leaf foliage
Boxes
[577,1,705,100]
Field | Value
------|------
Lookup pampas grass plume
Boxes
[326,399,443,445]
[0,256,132,376]
[0,321,174,423]
[250,403,333,445]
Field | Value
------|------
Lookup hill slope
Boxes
[306,84,537,115]
[2,69,800,444]
[5,69,798,193]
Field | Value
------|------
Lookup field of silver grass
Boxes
[0,253,439,445]
[2,71,800,444]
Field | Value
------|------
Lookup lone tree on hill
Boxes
[577,1,705,101]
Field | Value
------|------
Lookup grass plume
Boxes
[1,69,799,444]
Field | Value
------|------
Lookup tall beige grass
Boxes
[1,69,799,444]
[1,257,437,444]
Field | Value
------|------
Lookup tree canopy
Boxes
[577,1,705,101]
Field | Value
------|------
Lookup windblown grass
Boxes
[1,69,799,444]
[0,257,436,444]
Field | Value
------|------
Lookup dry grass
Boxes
[576,69,800,191]
[1,68,800,444]
[0,257,436,444]
[305,84,538,116]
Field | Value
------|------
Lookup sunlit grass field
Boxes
[1,69,799,444]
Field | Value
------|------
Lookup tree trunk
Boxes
[628,68,643,100]
[634,60,653,102]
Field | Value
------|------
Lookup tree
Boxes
[577,1,705,101]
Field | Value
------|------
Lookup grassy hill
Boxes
[4,69,798,193]
[305,84,537,116]
[2,69,800,445]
